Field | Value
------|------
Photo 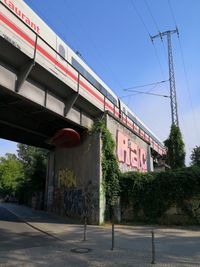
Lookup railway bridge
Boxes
[0,0,165,223]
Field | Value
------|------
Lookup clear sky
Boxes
[1,0,200,164]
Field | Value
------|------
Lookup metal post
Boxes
[111,218,114,250]
[111,208,115,250]
[83,216,87,241]
[151,230,155,264]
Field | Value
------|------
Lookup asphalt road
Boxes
[0,206,57,252]
[1,204,200,266]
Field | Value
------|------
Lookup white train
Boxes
[0,0,165,155]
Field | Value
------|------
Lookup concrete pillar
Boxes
[45,131,103,224]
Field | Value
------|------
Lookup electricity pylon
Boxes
[151,29,179,126]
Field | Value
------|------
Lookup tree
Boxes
[190,146,200,167]
[164,124,185,169]
[16,144,48,205]
[0,153,24,197]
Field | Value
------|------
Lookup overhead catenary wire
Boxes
[120,82,168,98]
[129,0,167,80]
[120,90,169,99]
[125,84,158,97]
[123,79,168,91]
[120,88,170,99]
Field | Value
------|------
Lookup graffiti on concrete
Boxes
[53,168,76,213]
[58,168,76,188]
[64,188,84,216]
[116,130,147,172]
[83,181,98,223]
[53,187,64,213]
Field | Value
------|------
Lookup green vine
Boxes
[91,119,120,208]
[120,166,200,223]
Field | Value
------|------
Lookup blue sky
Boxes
[1,0,200,164]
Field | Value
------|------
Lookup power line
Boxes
[123,83,159,97]
[178,36,200,138]
[144,0,160,32]
[151,41,165,79]
[123,79,168,91]
[144,0,168,62]
[121,80,168,98]
[130,0,151,36]
[120,90,170,99]
[129,0,167,80]
[167,0,178,27]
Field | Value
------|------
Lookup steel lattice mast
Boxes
[151,29,179,126]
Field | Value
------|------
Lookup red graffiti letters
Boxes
[117,130,147,172]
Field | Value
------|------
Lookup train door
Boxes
[56,37,78,92]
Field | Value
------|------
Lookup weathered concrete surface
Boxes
[46,131,103,223]
[45,113,161,225]
[1,203,200,267]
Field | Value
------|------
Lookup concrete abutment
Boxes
[45,114,155,224]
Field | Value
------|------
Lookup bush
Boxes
[120,166,200,222]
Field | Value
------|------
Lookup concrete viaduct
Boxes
[0,1,165,223]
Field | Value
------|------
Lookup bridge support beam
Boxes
[64,92,79,117]
[15,60,35,92]
[15,35,37,92]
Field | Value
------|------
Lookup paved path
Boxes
[0,203,200,266]
[0,206,58,252]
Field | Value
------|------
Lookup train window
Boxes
[107,93,117,105]
[72,58,84,75]
[128,111,136,122]
[100,85,107,96]
[72,57,117,105]
[58,44,65,59]
[87,72,98,88]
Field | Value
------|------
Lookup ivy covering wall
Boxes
[91,119,120,218]
[91,118,200,224]
[120,166,200,223]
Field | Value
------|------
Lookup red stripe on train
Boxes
[0,12,114,111]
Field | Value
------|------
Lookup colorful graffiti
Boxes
[64,188,84,216]
[58,168,76,188]
[116,130,147,172]
[56,168,85,217]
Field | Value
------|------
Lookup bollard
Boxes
[151,229,155,264]
[111,219,115,250]
[83,216,87,241]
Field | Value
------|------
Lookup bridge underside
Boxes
[0,36,102,148]
[0,86,85,149]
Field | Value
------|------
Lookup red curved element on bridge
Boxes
[50,128,80,148]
